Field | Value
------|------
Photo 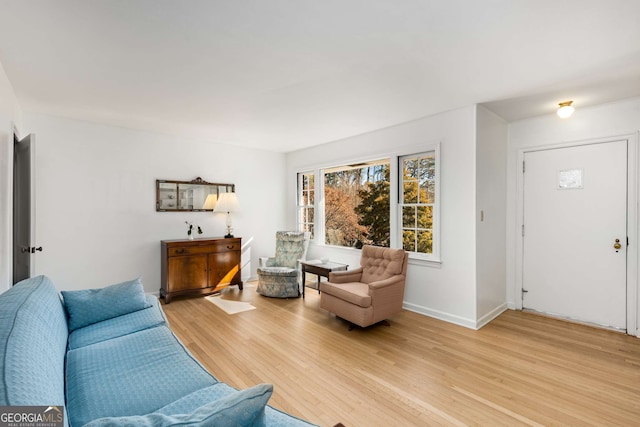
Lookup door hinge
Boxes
[522,288,528,294]
[522,161,525,173]
[522,224,525,236]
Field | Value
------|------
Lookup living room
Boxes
[1,1,640,425]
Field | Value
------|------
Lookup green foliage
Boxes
[356,167,390,247]
[324,163,390,248]
[319,153,435,253]
[401,154,435,254]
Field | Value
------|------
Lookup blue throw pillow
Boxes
[62,278,150,331]
[83,383,273,426]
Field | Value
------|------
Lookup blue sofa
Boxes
[0,275,317,426]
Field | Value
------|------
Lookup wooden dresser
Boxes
[160,237,242,303]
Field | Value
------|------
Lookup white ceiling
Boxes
[0,0,639,152]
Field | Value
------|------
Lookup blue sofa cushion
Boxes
[0,276,69,424]
[154,383,319,427]
[62,277,150,331]
[154,383,236,414]
[65,326,218,426]
[83,383,273,427]
[67,295,165,350]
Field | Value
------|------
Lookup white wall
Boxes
[26,113,287,293]
[475,105,508,326]
[506,97,640,315]
[0,60,22,293]
[286,106,481,328]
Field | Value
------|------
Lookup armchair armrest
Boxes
[368,275,405,291]
[259,257,276,268]
[328,267,363,284]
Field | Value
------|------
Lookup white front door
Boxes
[522,140,627,330]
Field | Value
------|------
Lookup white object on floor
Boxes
[204,295,256,315]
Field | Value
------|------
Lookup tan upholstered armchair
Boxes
[319,245,409,328]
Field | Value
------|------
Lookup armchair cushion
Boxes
[319,282,371,308]
[360,246,406,283]
[274,231,307,268]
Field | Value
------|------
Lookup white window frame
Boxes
[399,146,440,262]
[294,143,440,264]
[296,171,315,238]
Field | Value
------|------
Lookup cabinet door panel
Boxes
[168,255,208,291]
[208,252,241,287]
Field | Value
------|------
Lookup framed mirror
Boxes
[156,177,235,212]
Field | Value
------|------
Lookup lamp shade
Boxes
[213,192,240,213]
[202,194,217,209]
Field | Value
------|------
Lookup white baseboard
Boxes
[403,302,477,330]
[403,301,508,330]
[476,303,508,329]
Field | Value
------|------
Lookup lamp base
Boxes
[224,218,233,239]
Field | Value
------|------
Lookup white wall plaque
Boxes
[558,168,583,189]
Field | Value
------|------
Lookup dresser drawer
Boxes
[168,245,215,256]
[167,243,239,257]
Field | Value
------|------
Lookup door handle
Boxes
[21,246,43,253]
[614,239,622,250]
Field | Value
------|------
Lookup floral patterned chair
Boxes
[257,231,310,298]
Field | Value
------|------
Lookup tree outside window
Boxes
[324,160,390,248]
[401,153,435,254]
[297,146,438,261]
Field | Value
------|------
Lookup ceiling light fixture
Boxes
[557,100,575,118]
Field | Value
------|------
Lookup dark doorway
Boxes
[13,133,33,284]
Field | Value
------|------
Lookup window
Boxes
[297,172,314,238]
[324,160,390,248]
[296,145,439,262]
[401,152,436,256]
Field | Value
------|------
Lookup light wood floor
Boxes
[161,282,640,427]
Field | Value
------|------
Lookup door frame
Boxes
[514,134,638,336]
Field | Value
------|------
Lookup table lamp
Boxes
[213,192,240,238]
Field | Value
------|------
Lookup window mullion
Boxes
[389,155,399,249]
[316,168,326,245]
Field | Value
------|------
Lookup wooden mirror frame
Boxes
[156,177,235,212]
